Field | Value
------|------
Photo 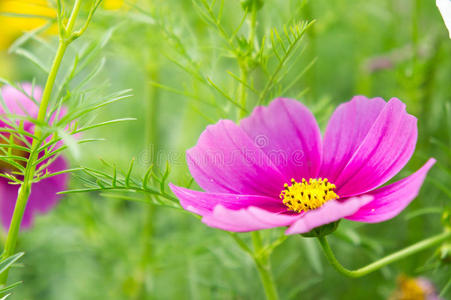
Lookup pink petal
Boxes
[320,96,385,182]
[322,97,417,197]
[346,158,435,223]
[1,83,66,128]
[285,195,373,235]
[0,83,41,119]
[240,98,322,181]
[187,120,288,197]
[0,179,20,229]
[0,156,68,230]
[169,183,286,215]
[202,205,300,232]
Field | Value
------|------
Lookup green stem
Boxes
[0,44,67,284]
[132,66,160,299]
[303,0,317,99]
[238,65,248,119]
[251,230,264,251]
[411,0,420,68]
[36,42,68,124]
[0,0,82,285]
[66,0,82,33]
[318,231,451,278]
[248,3,258,52]
[237,2,258,120]
[251,232,279,300]
[0,182,31,265]
[36,0,81,124]
[254,258,279,300]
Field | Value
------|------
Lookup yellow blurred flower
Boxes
[0,0,55,50]
[0,0,130,50]
[103,0,125,10]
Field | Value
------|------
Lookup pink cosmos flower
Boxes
[170,97,435,235]
[0,84,68,230]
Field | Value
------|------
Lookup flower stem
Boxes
[0,41,69,285]
[251,232,279,300]
[35,42,68,124]
[237,2,258,120]
[318,230,451,278]
[0,182,31,264]
[248,2,258,52]
[0,0,83,285]
[131,65,160,298]
[238,65,248,119]
[254,257,279,300]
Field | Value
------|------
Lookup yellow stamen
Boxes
[280,178,339,213]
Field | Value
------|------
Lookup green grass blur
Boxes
[1,0,450,299]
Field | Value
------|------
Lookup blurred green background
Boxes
[1,0,450,299]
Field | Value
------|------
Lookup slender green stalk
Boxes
[235,7,279,297]
[238,65,248,119]
[318,231,451,278]
[237,2,258,120]
[132,65,160,299]
[0,181,31,265]
[251,231,263,250]
[248,3,258,53]
[0,42,69,286]
[0,0,85,285]
[303,0,317,99]
[254,258,279,300]
[411,0,420,70]
[251,232,279,300]
[35,42,68,125]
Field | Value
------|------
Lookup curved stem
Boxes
[251,232,279,300]
[318,231,451,278]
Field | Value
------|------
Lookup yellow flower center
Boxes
[280,178,339,213]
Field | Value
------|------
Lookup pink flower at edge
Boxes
[0,84,69,230]
[169,97,435,235]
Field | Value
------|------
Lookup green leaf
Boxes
[0,252,25,275]
[0,281,23,294]
[302,238,323,275]
[13,48,49,74]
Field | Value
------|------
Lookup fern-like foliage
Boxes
[63,0,317,208]
[258,21,316,104]
[0,4,133,188]
[0,252,24,296]
[139,0,316,122]
[62,160,181,210]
